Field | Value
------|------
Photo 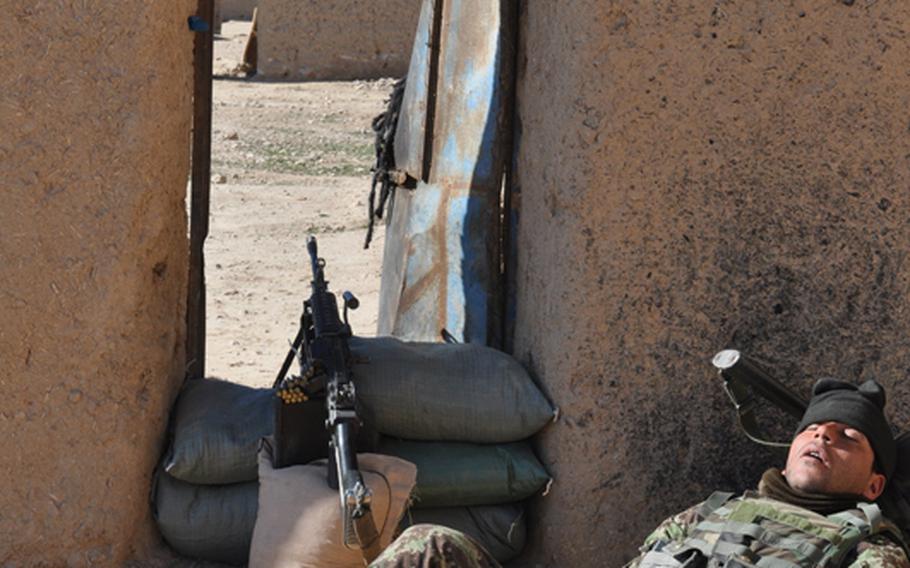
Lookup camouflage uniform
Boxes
[369,497,909,567]
[625,494,910,567]
[369,524,501,568]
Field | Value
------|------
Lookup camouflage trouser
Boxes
[369,524,502,568]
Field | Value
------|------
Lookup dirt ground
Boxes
[205,20,393,389]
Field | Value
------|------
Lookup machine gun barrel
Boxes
[306,236,345,335]
[307,235,319,275]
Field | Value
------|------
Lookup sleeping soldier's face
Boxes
[783,421,886,501]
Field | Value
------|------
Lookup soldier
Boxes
[371,378,910,567]
[626,378,909,567]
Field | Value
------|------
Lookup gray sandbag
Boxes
[378,438,550,507]
[400,503,527,563]
[350,336,554,442]
[164,377,273,484]
[152,470,258,565]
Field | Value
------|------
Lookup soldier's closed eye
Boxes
[843,428,865,443]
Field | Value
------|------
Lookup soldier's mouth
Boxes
[800,446,829,467]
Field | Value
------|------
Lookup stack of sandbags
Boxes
[152,337,554,565]
[348,336,555,563]
[153,378,277,565]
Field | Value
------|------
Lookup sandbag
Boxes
[350,336,554,442]
[400,503,527,563]
[378,438,550,508]
[153,471,258,565]
[249,439,417,568]
[164,377,273,485]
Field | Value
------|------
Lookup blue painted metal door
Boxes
[377,0,515,346]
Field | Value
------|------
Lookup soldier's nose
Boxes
[814,423,836,441]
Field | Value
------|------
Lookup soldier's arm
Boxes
[849,535,910,568]
[623,503,704,568]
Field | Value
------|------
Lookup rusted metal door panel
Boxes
[378,0,515,345]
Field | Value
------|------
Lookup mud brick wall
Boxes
[0,2,195,564]
[512,2,910,565]
[257,0,419,80]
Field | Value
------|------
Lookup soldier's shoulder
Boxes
[853,533,910,567]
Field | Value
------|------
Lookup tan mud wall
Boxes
[512,2,910,565]
[257,0,419,80]
[0,2,195,565]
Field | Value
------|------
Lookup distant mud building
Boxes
[221,0,257,20]
[256,0,419,80]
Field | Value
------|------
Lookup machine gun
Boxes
[272,236,382,561]
[712,349,808,447]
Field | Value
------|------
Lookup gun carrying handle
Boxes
[722,377,791,448]
[714,349,806,448]
[273,324,305,388]
[713,350,808,419]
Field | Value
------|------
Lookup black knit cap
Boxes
[796,378,896,479]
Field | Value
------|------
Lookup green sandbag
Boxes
[378,438,550,507]
[164,377,273,485]
[351,336,555,443]
[400,503,527,563]
[152,471,258,565]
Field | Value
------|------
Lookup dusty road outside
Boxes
[204,20,393,389]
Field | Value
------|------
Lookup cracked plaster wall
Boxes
[0,2,195,564]
[512,2,910,565]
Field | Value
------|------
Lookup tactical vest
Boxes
[638,492,907,568]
